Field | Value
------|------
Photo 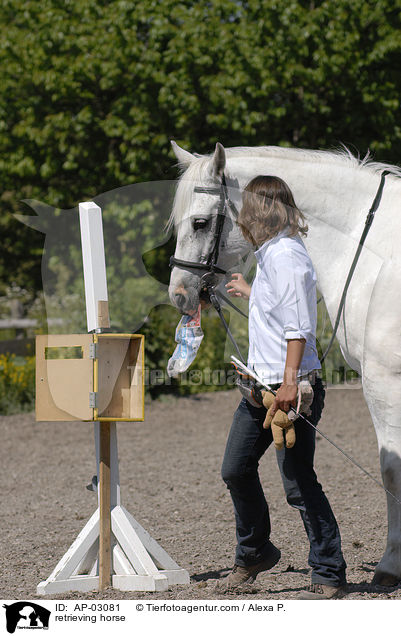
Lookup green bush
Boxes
[2,0,401,297]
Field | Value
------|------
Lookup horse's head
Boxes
[168,141,248,315]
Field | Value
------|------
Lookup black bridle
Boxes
[169,173,239,277]
[169,172,248,361]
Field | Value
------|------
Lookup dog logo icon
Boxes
[3,602,51,633]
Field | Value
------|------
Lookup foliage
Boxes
[1,0,401,294]
[0,354,35,414]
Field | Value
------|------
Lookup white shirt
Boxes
[248,229,321,384]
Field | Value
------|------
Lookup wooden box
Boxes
[36,334,144,422]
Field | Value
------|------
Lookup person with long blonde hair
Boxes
[219,175,347,599]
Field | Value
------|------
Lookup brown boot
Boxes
[299,583,347,600]
[216,546,281,592]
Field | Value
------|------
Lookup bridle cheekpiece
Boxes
[169,173,239,278]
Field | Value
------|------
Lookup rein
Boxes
[231,355,401,507]
[320,170,390,362]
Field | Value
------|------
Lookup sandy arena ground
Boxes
[1,385,400,601]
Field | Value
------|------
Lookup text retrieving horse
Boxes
[168,141,401,587]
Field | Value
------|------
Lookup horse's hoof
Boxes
[372,571,400,587]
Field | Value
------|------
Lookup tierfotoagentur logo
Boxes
[3,602,51,634]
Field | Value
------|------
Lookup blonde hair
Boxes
[238,175,308,247]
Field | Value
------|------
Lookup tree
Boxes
[1,0,400,294]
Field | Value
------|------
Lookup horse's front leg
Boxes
[362,371,401,586]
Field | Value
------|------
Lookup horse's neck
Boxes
[228,154,382,228]
[227,154,388,308]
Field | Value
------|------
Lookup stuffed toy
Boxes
[262,391,296,450]
[262,381,314,450]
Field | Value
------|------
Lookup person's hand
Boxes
[225,273,251,300]
[270,383,298,415]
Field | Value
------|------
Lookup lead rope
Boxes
[207,286,247,365]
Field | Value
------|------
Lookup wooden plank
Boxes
[112,574,168,592]
[37,576,100,595]
[45,509,99,582]
[97,300,110,329]
[94,422,121,508]
[110,423,121,508]
[121,505,185,571]
[79,202,109,333]
[99,421,111,590]
[36,334,93,421]
[97,335,144,421]
[111,506,159,576]
[75,538,99,576]
[129,336,145,420]
[158,569,191,585]
[97,337,130,417]
[112,543,136,575]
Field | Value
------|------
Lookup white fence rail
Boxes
[0,316,63,356]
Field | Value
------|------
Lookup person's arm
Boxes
[270,338,306,415]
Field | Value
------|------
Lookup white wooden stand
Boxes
[37,201,189,594]
[37,423,190,594]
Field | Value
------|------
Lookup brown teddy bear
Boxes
[261,381,314,450]
[261,391,296,450]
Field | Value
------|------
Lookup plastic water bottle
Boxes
[167,305,204,377]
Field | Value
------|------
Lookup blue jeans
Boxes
[221,378,347,587]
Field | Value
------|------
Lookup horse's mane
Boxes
[168,145,401,232]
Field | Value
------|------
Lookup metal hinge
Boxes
[89,392,98,408]
[89,343,98,359]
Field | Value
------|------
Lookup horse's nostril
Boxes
[174,285,187,304]
[174,292,186,308]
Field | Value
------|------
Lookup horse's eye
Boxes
[193,218,209,231]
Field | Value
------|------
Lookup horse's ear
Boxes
[209,142,226,177]
[170,141,196,167]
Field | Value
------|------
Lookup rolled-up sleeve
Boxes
[270,249,315,341]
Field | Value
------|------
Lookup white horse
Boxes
[168,140,401,586]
